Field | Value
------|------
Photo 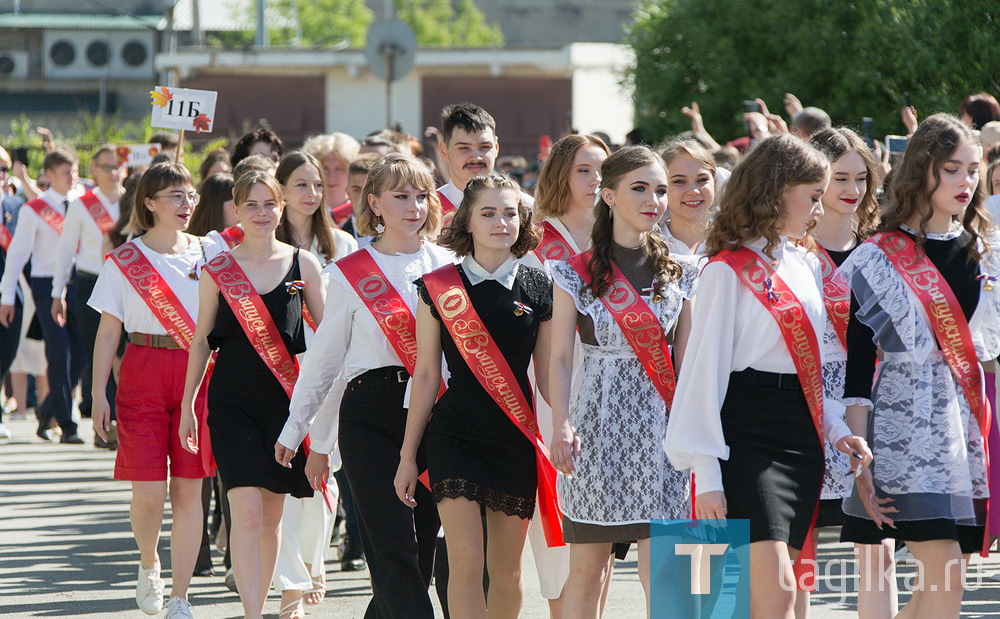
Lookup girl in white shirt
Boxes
[89,162,225,618]
[665,135,871,619]
[275,154,451,618]
[271,151,357,616]
[660,138,717,258]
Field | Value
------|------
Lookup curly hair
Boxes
[356,153,440,238]
[809,127,879,238]
[878,113,990,260]
[534,134,610,219]
[586,146,682,298]
[706,135,830,261]
[437,174,540,258]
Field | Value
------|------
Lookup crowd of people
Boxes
[1,91,1000,619]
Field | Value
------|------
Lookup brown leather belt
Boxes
[128,332,182,350]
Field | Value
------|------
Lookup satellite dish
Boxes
[365,19,417,82]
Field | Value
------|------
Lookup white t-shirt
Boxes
[88,235,227,335]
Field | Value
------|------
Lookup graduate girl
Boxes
[660,138,717,257]
[839,114,999,618]
[548,146,701,617]
[804,127,897,619]
[395,173,554,618]
[180,171,324,619]
[665,135,871,619]
[275,153,450,618]
[89,162,225,617]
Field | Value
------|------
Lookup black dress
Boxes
[207,249,312,498]
[416,263,553,520]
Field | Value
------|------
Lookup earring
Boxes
[375,215,385,234]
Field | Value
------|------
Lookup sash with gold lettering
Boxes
[712,247,827,588]
[79,190,116,235]
[26,198,65,235]
[423,264,564,547]
[567,250,678,407]
[205,252,334,509]
[110,242,197,349]
[869,230,991,555]
[110,240,214,474]
[533,220,576,264]
[816,245,850,350]
[218,225,245,249]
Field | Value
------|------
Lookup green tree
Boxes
[394,0,504,47]
[627,0,1000,144]
[230,0,503,49]
[268,0,373,47]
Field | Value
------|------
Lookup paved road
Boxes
[2,415,999,617]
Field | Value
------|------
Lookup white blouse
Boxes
[664,237,850,495]
[660,220,708,258]
[0,187,82,305]
[87,235,227,334]
[277,241,456,453]
[52,188,121,297]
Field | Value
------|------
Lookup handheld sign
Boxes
[149,86,218,134]
[115,144,161,167]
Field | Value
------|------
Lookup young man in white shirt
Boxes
[0,149,85,443]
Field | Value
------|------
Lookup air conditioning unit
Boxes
[43,30,154,80]
[0,51,29,79]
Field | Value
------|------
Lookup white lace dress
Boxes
[550,253,700,528]
[839,226,1000,525]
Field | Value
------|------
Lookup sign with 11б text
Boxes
[149,86,218,133]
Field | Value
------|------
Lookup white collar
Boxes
[746,235,790,259]
[900,221,963,241]
[437,182,464,209]
[462,254,519,290]
[41,187,69,207]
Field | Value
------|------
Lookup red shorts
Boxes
[113,344,215,481]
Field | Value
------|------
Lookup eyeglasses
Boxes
[92,164,119,173]
[153,191,199,206]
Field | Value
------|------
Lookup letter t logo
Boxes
[674,544,729,595]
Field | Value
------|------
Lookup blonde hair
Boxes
[302,132,361,168]
[233,170,284,208]
[534,134,611,219]
[357,154,440,237]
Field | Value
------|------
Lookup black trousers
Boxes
[339,367,440,619]
[0,295,22,423]
[29,277,81,435]
[74,271,116,419]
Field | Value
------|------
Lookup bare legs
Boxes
[228,486,286,618]
[437,496,531,619]
[130,477,203,599]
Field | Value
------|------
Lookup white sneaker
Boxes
[135,563,165,615]
[894,545,916,565]
[0,423,10,439]
[164,596,194,619]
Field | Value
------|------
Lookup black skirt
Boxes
[841,515,985,554]
[719,368,825,550]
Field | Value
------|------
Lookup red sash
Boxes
[337,250,446,400]
[109,242,197,350]
[0,225,10,252]
[437,190,457,215]
[80,190,116,235]
[423,264,564,547]
[330,200,353,225]
[205,252,334,509]
[218,225,244,249]
[27,198,64,235]
[815,245,850,350]
[869,230,991,555]
[109,240,214,473]
[711,247,827,588]
[533,220,576,263]
[567,250,677,407]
